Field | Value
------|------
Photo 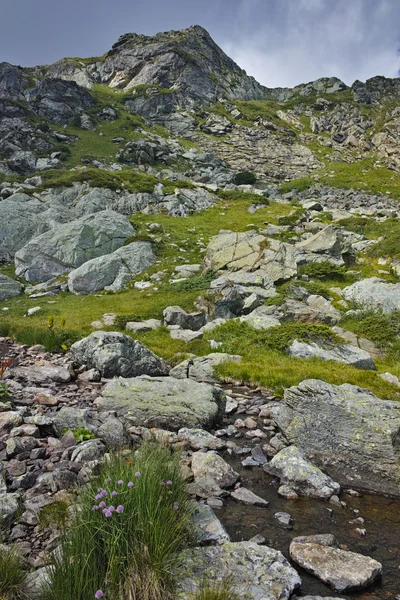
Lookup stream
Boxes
[215,385,400,599]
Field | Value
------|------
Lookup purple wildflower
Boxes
[117,479,123,485]
[166,480,172,486]
[95,494,101,501]
[101,490,108,498]
[92,505,99,511]
[160,481,165,486]
[127,482,134,488]
[108,505,115,513]
[95,591,104,599]
[135,472,141,478]
[104,510,112,518]
[173,502,179,511]
[102,508,109,515]
[116,505,124,513]
[99,501,106,509]
[111,491,117,497]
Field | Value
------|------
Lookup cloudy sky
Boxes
[2,0,400,88]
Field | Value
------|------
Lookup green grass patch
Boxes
[298,261,346,281]
[38,168,158,194]
[341,309,400,361]
[42,443,192,600]
[0,545,26,600]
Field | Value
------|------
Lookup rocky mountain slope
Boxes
[1,24,400,600]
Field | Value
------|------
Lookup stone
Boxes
[287,339,376,370]
[231,487,269,507]
[269,379,400,496]
[274,512,294,527]
[0,493,20,526]
[289,535,382,592]
[191,452,239,488]
[187,477,227,500]
[343,277,400,313]
[15,210,135,282]
[23,566,52,600]
[70,331,169,378]
[192,503,230,545]
[169,329,204,343]
[67,242,155,294]
[163,306,206,331]
[264,446,340,499]
[295,225,353,261]
[9,365,72,384]
[71,439,106,462]
[8,151,36,174]
[98,376,225,431]
[170,353,241,381]
[176,542,301,599]
[0,274,23,301]
[178,428,226,450]
[239,306,281,330]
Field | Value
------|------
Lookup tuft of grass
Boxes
[341,309,400,361]
[38,501,71,531]
[298,261,347,281]
[0,545,26,600]
[42,443,192,600]
[4,328,80,353]
[192,580,239,600]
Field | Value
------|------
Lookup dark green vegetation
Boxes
[342,310,400,361]
[233,171,256,185]
[42,444,192,600]
[298,261,346,281]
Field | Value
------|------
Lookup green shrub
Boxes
[298,261,346,281]
[193,580,239,600]
[8,328,80,353]
[341,309,400,360]
[39,501,71,530]
[61,428,96,443]
[171,271,214,293]
[277,209,303,226]
[42,443,192,600]
[233,171,256,185]
[0,545,26,600]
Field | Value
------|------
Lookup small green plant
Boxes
[42,443,192,600]
[233,171,257,185]
[0,545,26,600]
[61,428,96,443]
[298,261,346,281]
[193,580,239,600]
[0,382,11,400]
[38,501,71,530]
[171,271,214,293]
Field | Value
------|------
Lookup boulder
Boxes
[269,379,400,496]
[342,277,400,313]
[98,376,225,431]
[191,452,239,488]
[26,78,95,124]
[170,353,241,381]
[263,445,340,499]
[176,542,301,599]
[289,535,382,592]
[192,503,230,545]
[163,306,206,331]
[0,493,20,526]
[67,242,155,294]
[178,428,226,450]
[8,150,36,174]
[239,306,281,330]
[8,365,72,384]
[281,298,340,325]
[0,273,23,300]
[295,225,352,258]
[287,339,376,370]
[231,487,269,507]
[70,331,169,378]
[15,210,135,282]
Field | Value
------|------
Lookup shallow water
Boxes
[213,381,400,599]
[219,453,400,599]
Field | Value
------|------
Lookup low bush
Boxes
[171,271,214,293]
[42,443,192,600]
[233,171,256,185]
[7,328,80,353]
[298,261,346,281]
[194,581,239,600]
[341,309,400,360]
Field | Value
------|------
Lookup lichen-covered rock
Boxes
[269,379,400,496]
[15,210,135,282]
[0,273,23,300]
[170,353,241,381]
[163,306,207,331]
[290,535,382,592]
[263,446,340,499]
[192,503,230,545]
[67,241,155,294]
[287,339,376,370]
[343,277,400,313]
[70,331,169,378]
[176,542,301,599]
[98,376,225,431]
[191,452,239,488]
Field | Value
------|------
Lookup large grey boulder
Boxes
[264,445,340,499]
[98,376,225,431]
[192,503,230,545]
[67,242,155,294]
[239,306,281,330]
[295,225,353,261]
[163,306,207,331]
[170,353,241,381]
[8,150,36,174]
[15,210,135,282]
[71,331,169,378]
[288,339,376,370]
[269,379,400,496]
[289,535,382,592]
[0,273,22,300]
[342,277,400,313]
[176,542,301,599]
[0,493,20,526]
[26,78,95,124]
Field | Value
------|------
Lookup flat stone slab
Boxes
[98,376,225,431]
[290,535,382,592]
[170,353,241,381]
[0,273,23,301]
[231,487,269,507]
[192,503,230,545]
[288,339,376,370]
[176,542,301,599]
